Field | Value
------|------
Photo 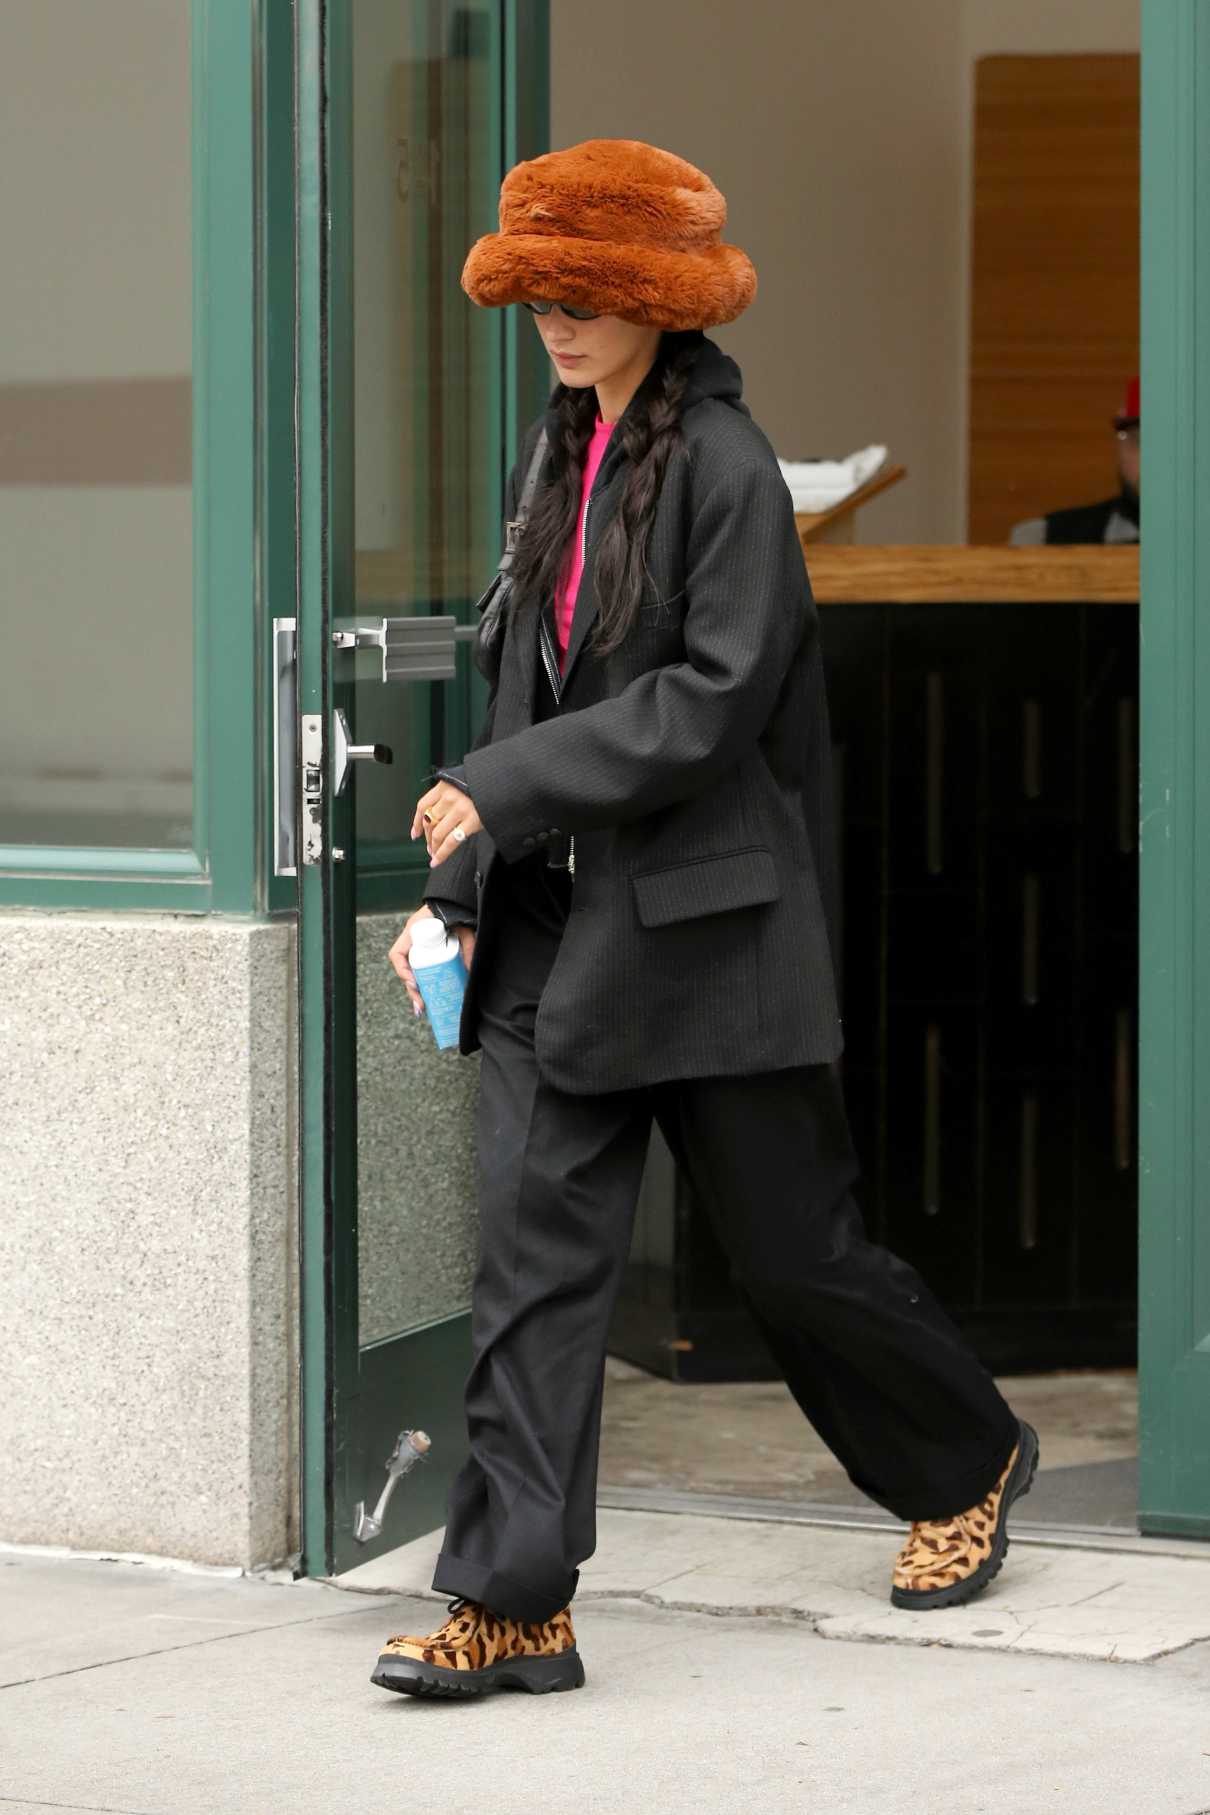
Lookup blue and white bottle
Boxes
[410,918,468,1051]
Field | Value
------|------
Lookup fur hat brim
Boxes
[461,231,756,331]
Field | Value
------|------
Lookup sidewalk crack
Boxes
[0,1798,160,1814]
[0,1596,388,1691]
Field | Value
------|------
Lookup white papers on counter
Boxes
[776,445,889,513]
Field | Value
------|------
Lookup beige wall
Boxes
[552,0,1140,544]
[961,0,1138,56]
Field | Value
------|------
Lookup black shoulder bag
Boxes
[472,428,549,681]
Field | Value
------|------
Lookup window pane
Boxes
[0,3,192,851]
[351,0,501,873]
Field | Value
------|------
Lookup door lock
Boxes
[300,713,325,866]
[353,1428,432,1543]
[332,707,392,797]
[299,710,393,864]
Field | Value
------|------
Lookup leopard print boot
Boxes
[890,1420,1039,1610]
[371,1596,585,1697]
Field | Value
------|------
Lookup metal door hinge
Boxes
[353,1428,431,1543]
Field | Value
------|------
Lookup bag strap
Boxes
[500,427,549,571]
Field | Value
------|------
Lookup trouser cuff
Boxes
[875,1416,1022,1523]
[430,1547,578,1623]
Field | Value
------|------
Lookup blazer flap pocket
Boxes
[632,847,780,928]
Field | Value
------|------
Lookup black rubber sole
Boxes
[371,1647,586,1698]
[889,1420,1040,1612]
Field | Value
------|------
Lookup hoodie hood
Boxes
[677,330,748,415]
[543,331,750,493]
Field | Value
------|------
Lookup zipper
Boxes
[581,493,592,569]
[537,610,574,880]
[538,611,563,703]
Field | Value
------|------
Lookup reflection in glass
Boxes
[0,4,192,850]
[352,3,502,1345]
[352,1,501,868]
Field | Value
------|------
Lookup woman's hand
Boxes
[389,906,476,1017]
[411,781,483,867]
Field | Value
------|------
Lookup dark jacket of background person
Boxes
[1009,491,1139,546]
[423,334,842,1097]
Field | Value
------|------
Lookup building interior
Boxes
[557,0,1144,1538]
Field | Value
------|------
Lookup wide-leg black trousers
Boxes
[431,856,1019,1623]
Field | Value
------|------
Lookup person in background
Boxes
[1009,377,1139,546]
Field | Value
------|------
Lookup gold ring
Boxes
[422,807,439,825]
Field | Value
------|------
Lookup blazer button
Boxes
[548,826,560,836]
[536,829,549,842]
[522,835,535,849]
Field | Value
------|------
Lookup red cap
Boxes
[1116,376,1140,425]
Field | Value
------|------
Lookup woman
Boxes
[372,138,1038,1700]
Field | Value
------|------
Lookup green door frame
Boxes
[294,0,331,1580]
[296,0,1210,1562]
[1138,0,1210,1538]
[295,0,550,1578]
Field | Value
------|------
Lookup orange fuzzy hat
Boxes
[461,138,757,331]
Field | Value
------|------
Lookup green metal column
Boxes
[295,0,334,1578]
[1138,0,1210,1537]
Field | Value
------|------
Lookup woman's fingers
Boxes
[430,804,483,868]
[387,917,425,1016]
[454,925,476,970]
[412,781,475,855]
[411,783,446,844]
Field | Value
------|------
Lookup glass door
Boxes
[295,0,549,1577]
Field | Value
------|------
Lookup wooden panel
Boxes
[806,543,1138,604]
[968,55,1139,545]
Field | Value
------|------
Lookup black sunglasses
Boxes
[522,299,601,321]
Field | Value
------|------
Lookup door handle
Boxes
[272,618,297,876]
[333,615,470,683]
[332,707,392,797]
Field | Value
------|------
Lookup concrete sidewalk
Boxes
[4,1518,1210,1815]
[343,1501,1210,1664]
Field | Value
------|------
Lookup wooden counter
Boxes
[614,539,1141,1382]
[817,563,1137,1371]
[801,542,1139,604]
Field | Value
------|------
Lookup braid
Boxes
[505,328,703,651]
[592,331,699,654]
[505,384,595,623]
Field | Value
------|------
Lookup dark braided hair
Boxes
[506,328,704,657]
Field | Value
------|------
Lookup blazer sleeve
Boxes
[462,459,811,861]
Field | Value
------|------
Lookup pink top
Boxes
[554,411,615,672]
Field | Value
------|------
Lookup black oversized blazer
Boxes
[423,335,843,1096]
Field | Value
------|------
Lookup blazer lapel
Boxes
[510,587,539,715]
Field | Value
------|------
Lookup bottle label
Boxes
[415,953,468,1051]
